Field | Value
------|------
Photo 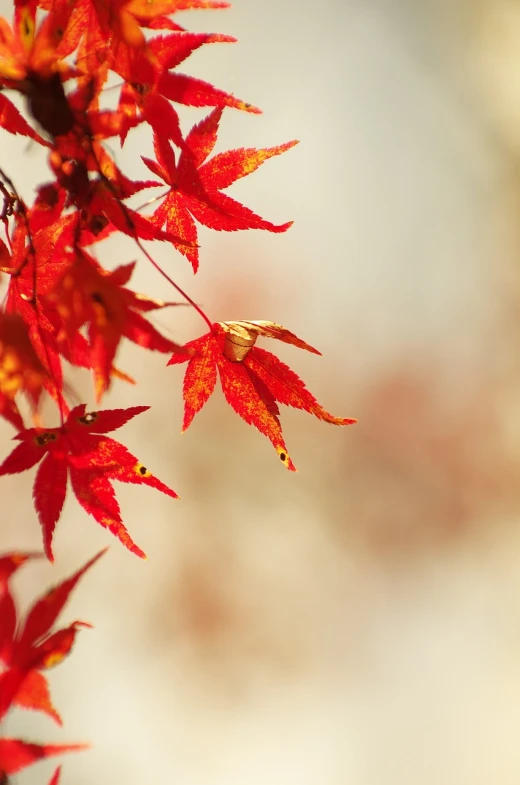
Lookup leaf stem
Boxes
[136,242,213,330]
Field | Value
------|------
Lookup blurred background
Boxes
[3,0,520,783]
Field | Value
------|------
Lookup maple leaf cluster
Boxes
[0,0,355,561]
[0,549,104,782]
[0,0,356,777]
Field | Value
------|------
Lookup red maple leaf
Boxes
[168,321,356,469]
[44,0,232,113]
[0,406,178,560]
[143,109,298,270]
[0,550,102,737]
[116,30,256,147]
[47,253,184,400]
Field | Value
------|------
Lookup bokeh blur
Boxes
[3,0,520,783]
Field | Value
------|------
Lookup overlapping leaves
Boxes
[0,0,355,559]
[0,550,101,780]
[0,0,356,777]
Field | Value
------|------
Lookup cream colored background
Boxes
[3,1,520,783]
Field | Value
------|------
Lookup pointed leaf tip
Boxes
[0,739,89,775]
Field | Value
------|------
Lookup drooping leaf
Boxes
[48,254,184,400]
[168,321,356,469]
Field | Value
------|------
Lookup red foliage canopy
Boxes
[0,0,354,559]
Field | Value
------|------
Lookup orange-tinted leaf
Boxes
[0,313,48,425]
[168,322,356,469]
[2,211,76,402]
[49,255,182,401]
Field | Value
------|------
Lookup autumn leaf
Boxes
[0,550,101,725]
[2,212,75,324]
[0,4,73,84]
[143,109,297,270]
[0,5,77,137]
[0,313,48,430]
[2,211,78,405]
[47,253,184,400]
[0,406,177,559]
[116,31,259,147]
[168,321,356,469]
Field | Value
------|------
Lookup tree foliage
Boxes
[0,0,355,778]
